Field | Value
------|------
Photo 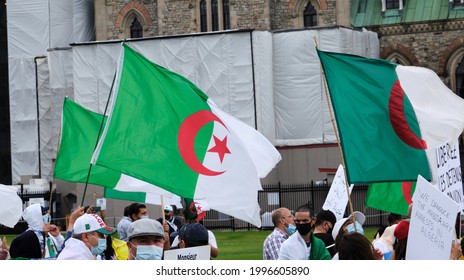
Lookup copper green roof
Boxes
[351,0,464,27]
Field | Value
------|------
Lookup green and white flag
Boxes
[92,44,281,227]
[318,50,464,184]
[54,98,177,203]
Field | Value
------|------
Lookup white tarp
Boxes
[273,27,379,146]
[72,31,258,132]
[7,0,94,183]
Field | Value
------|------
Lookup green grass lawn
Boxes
[2,227,378,260]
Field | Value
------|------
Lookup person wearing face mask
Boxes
[263,207,295,260]
[157,205,181,245]
[57,213,116,260]
[313,209,337,257]
[330,211,380,260]
[278,204,331,260]
[126,218,165,260]
[129,203,149,221]
[9,204,64,259]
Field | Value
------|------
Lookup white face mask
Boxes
[140,215,149,220]
[132,244,163,260]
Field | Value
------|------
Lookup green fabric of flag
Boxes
[54,98,176,204]
[317,50,431,184]
[104,188,146,203]
[94,45,211,199]
[53,97,120,187]
[366,182,416,216]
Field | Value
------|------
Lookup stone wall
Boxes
[95,0,345,39]
[374,19,464,80]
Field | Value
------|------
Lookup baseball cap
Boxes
[164,205,173,212]
[332,211,366,240]
[127,218,164,241]
[73,214,116,235]
[179,223,209,247]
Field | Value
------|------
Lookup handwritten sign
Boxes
[96,198,106,210]
[435,140,464,211]
[322,164,353,221]
[163,245,211,260]
[406,175,459,260]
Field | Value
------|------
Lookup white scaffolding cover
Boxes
[8,0,94,183]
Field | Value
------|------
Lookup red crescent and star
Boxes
[178,110,231,176]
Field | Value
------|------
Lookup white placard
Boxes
[163,245,211,260]
[96,198,106,210]
[435,140,464,211]
[322,164,353,221]
[407,175,459,260]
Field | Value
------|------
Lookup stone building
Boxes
[94,0,349,41]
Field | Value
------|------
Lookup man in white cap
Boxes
[57,213,116,260]
[127,218,165,260]
[331,211,366,260]
[157,205,181,244]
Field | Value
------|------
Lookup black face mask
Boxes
[296,223,312,236]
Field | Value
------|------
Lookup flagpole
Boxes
[80,71,117,207]
[314,37,357,229]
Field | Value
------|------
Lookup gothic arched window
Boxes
[130,17,143,38]
[303,2,317,27]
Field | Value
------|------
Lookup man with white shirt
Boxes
[278,204,331,260]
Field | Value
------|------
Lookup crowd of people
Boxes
[0,200,218,260]
[263,204,463,260]
[1,202,463,260]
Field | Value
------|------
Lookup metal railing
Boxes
[201,182,389,231]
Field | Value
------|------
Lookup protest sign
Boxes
[322,164,353,221]
[96,198,107,210]
[407,175,459,259]
[435,140,464,211]
[163,245,211,260]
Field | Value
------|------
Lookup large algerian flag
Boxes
[318,50,464,184]
[366,182,416,216]
[54,97,177,203]
[92,44,281,227]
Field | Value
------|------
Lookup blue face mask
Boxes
[135,245,163,260]
[90,237,107,256]
[285,223,296,235]
[140,215,149,220]
[346,221,364,235]
[42,213,50,224]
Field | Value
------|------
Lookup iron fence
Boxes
[201,182,389,231]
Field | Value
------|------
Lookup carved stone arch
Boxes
[289,0,327,17]
[444,46,464,93]
[123,10,145,35]
[115,1,153,34]
[380,43,418,66]
[438,38,464,76]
